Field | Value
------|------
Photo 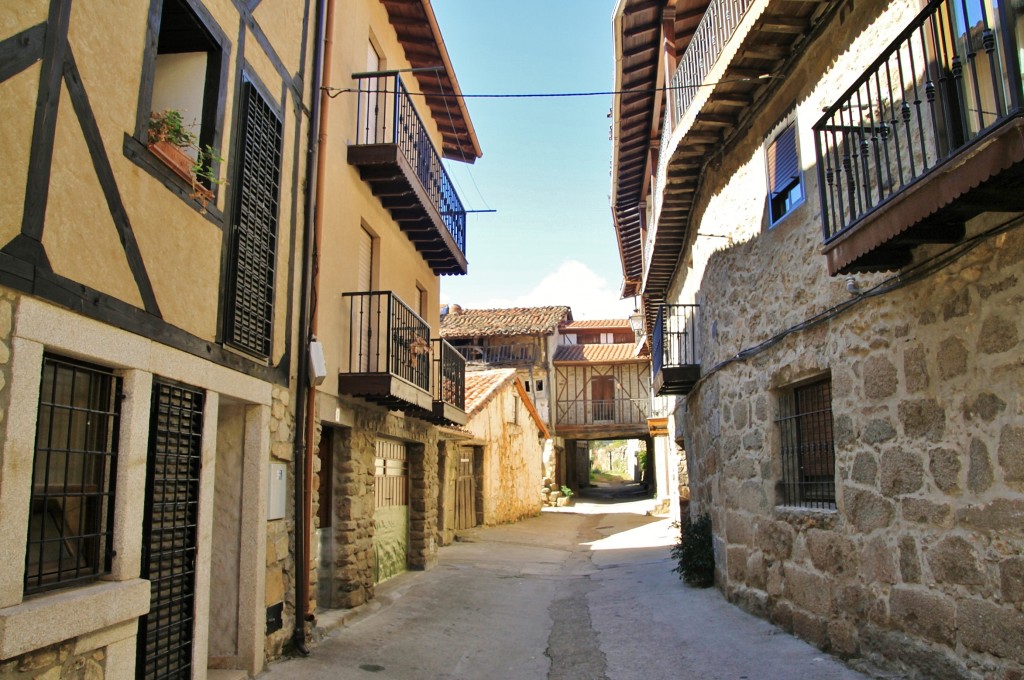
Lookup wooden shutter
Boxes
[768,124,799,195]
[358,228,373,292]
[225,80,283,358]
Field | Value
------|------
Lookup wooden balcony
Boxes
[429,339,467,426]
[348,72,468,276]
[645,0,832,297]
[554,397,652,440]
[813,0,1024,274]
[653,304,700,396]
[453,343,538,367]
[338,291,434,417]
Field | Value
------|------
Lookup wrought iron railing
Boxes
[433,339,466,410]
[813,0,1024,241]
[555,397,650,426]
[353,72,466,256]
[342,291,430,392]
[454,344,537,365]
[653,304,700,376]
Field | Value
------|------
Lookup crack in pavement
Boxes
[544,514,609,680]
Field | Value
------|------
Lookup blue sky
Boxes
[432,0,636,320]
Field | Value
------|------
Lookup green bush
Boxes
[671,513,715,588]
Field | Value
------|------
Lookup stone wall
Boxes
[662,0,1024,675]
[0,640,105,680]
[265,385,297,661]
[318,404,438,610]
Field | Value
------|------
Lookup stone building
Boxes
[308,0,480,628]
[437,369,548,545]
[611,0,1024,677]
[0,0,312,677]
[440,305,572,427]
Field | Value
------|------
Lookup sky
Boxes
[431,0,636,321]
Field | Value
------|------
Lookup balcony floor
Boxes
[338,372,435,416]
[349,143,468,275]
[430,400,468,427]
[655,365,701,396]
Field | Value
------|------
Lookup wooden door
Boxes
[373,438,408,583]
[591,375,615,422]
[454,448,477,531]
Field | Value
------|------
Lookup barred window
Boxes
[25,355,122,594]
[224,78,283,358]
[777,377,835,509]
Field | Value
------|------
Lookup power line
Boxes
[321,74,776,100]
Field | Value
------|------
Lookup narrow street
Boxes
[261,490,869,680]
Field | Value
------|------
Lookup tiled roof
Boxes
[441,306,572,338]
[464,368,516,415]
[553,343,645,364]
[562,319,632,330]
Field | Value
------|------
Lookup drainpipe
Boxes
[292,0,334,655]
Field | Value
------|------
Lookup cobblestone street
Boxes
[261,494,869,680]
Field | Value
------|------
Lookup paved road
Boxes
[261,495,869,680]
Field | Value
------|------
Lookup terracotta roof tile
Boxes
[463,368,516,415]
[553,343,645,363]
[562,319,632,330]
[441,306,572,338]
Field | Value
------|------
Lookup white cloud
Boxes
[479,259,635,320]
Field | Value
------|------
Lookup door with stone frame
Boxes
[373,437,409,583]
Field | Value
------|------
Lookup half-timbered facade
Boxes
[0,0,313,677]
[611,0,1024,675]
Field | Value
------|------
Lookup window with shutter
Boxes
[224,80,283,358]
[766,123,804,225]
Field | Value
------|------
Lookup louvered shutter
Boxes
[768,124,799,195]
[225,80,283,358]
[358,228,373,291]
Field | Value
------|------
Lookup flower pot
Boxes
[148,140,195,184]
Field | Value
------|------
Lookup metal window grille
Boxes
[24,355,121,594]
[137,380,205,680]
[777,378,836,509]
[225,79,283,358]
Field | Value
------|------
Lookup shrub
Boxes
[671,513,715,587]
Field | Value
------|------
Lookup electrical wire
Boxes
[689,215,1024,387]
[321,74,777,100]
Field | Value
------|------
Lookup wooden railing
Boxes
[353,71,466,255]
[555,397,650,426]
[453,344,537,365]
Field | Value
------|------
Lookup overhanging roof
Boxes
[382,0,482,162]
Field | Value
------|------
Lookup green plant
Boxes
[671,513,715,588]
[560,485,573,498]
[148,109,226,204]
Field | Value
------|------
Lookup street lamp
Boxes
[628,309,644,336]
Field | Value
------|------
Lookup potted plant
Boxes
[147,109,225,209]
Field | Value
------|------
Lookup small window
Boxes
[767,123,804,225]
[25,355,122,594]
[777,377,835,509]
[535,380,544,392]
[523,380,531,392]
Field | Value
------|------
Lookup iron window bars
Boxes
[813,0,1024,241]
[225,79,283,359]
[137,380,205,680]
[353,72,467,257]
[25,355,122,594]
[777,377,836,509]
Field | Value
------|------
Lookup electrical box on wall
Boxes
[268,463,287,520]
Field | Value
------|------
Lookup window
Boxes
[535,379,543,392]
[523,380,531,392]
[224,79,283,358]
[144,0,226,187]
[777,377,835,508]
[767,123,804,225]
[25,355,122,594]
[576,332,601,345]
